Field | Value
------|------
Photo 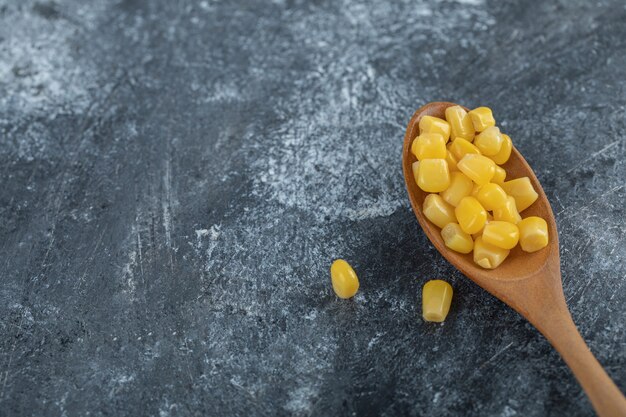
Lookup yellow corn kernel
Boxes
[411,161,420,186]
[468,107,496,132]
[422,280,453,322]
[475,183,508,211]
[493,196,522,224]
[330,259,359,299]
[471,183,481,197]
[482,221,519,250]
[417,159,450,193]
[423,194,456,229]
[501,177,538,211]
[411,133,447,160]
[445,150,459,172]
[448,138,480,161]
[457,154,496,185]
[474,126,503,156]
[492,165,506,185]
[473,237,510,269]
[440,171,473,207]
[441,223,473,254]
[445,105,475,142]
[455,196,487,234]
[491,133,513,165]
[472,212,493,239]
[518,216,549,252]
[419,115,451,142]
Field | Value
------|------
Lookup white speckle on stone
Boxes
[343,195,404,221]
[203,80,244,103]
[284,385,319,414]
[196,224,221,241]
[158,399,178,417]
[0,3,101,121]
[122,249,138,298]
[108,373,135,398]
[452,0,484,5]
[500,405,517,417]
[304,310,318,320]
[354,292,366,303]
[195,229,210,239]
[367,332,383,349]
[413,4,433,16]
[433,391,442,404]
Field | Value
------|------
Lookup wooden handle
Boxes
[533,308,626,417]
[483,263,626,417]
[520,283,626,417]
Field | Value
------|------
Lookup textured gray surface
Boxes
[1,0,625,416]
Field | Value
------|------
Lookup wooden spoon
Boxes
[403,102,626,417]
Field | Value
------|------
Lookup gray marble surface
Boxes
[1,0,625,416]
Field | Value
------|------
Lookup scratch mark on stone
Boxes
[478,342,514,370]
[0,313,25,401]
[162,152,176,273]
[41,226,57,270]
[137,226,145,281]
[554,193,566,212]
[230,378,257,401]
[558,184,624,217]
[566,140,621,173]
[122,248,138,299]
[163,158,173,249]
[78,228,106,287]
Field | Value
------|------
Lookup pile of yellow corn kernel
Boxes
[412,106,549,269]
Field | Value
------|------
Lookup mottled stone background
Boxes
[0,0,624,416]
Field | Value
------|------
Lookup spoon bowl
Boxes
[403,102,626,417]
[403,102,553,284]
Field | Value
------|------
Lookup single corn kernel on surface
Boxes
[445,150,459,172]
[457,154,496,185]
[501,177,538,211]
[473,236,510,269]
[441,223,474,254]
[422,280,453,322]
[476,183,508,211]
[492,165,507,185]
[468,107,496,132]
[491,133,512,165]
[482,221,520,250]
[518,216,549,252]
[448,138,480,161]
[411,133,447,160]
[440,171,474,207]
[423,194,457,229]
[330,259,359,299]
[419,115,451,142]
[493,196,522,224]
[417,159,450,193]
[445,105,475,142]
[474,126,503,156]
[455,196,487,234]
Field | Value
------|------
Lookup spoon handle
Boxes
[528,293,626,416]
